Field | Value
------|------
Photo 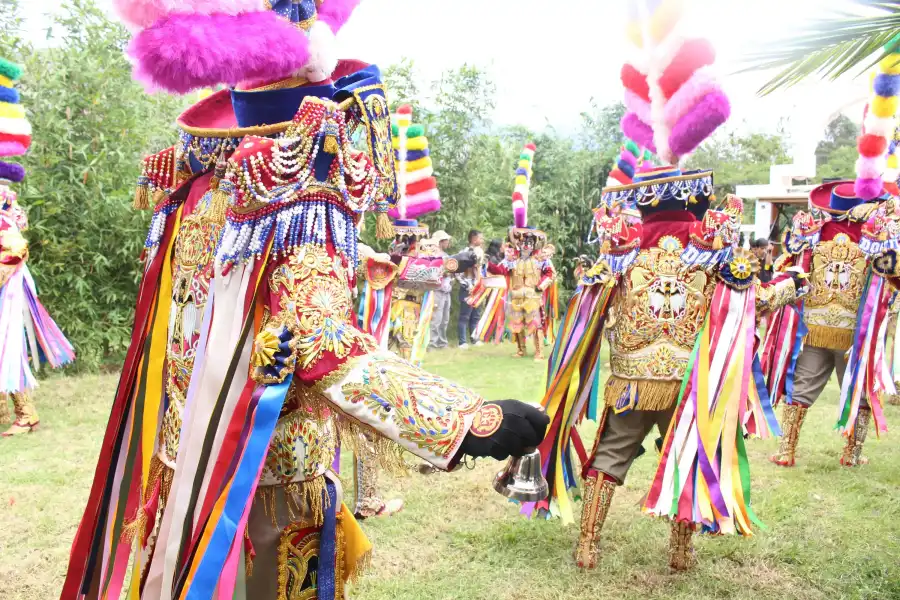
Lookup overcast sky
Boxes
[21,0,867,164]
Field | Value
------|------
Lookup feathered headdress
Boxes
[390,104,440,220]
[512,143,536,227]
[116,0,362,94]
[855,52,900,200]
[619,0,730,166]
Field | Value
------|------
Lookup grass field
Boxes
[2,343,900,600]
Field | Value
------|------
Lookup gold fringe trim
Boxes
[337,419,410,476]
[133,183,150,210]
[120,456,171,545]
[256,477,330,529]
[243,527,253,579]
[208,184,229,225]
[375,211,394,240]
[806,325,854,351]
[349,549,372,584]
[604,376,681,412]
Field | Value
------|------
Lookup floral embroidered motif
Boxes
[339,354,481,458]
[269,244,374,370]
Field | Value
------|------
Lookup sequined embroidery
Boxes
[806,233,866,331]
[607,236,714,382]
[339,353,481,458]
[262,411,337,486]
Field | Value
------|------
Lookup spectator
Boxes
[429,230,453,349]
[456,229,484,348]
[751,237,773,282]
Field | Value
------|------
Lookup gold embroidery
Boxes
[805,233,866,348]
[262,411,337,485]
[269,245,375,370]
[276,518,345,600]
[162,192,222,462]
[607,236,713,384]
[339,354,482,458]
[470,403,503,438]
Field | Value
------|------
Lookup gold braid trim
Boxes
[311,356,361,395]
[604,376,681,412]
[256,477,330,529]
[806,325,854,351]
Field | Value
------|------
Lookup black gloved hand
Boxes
[458,400,550,461]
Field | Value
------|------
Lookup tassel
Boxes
[133,181,150,210]
[208,182,229,225]
[207,149,230,225]
[151,187,167,206]
[375,211,394,239]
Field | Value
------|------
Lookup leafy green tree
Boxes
[4,0,186,369]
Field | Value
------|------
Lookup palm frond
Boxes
[740,1,900,95]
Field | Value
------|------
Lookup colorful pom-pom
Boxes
[668,91,730,158]
[659,38,716,100]
[856,155,886,179]
[406,124,425,138]
[874,73,900,98]
[871,94,899,118]
[880,54,900,75]
[621,63,650,102]
[0,58,22,82]
[621,112,657,154]
[624,140,640,157]
[858,133,888,158]
[855,177,884,201]
[0,160,25,182]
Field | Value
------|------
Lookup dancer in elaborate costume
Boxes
[0,57,75,437]
[529,2,805,572]
[763,51,900,468]
[63,3,546,599]
[485,144,557,360]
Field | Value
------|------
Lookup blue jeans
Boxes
[457,295,481,345]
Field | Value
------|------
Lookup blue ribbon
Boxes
[186,375,292,600]
[317,481,338,600]
[752,355,781,436]
[784,303,807,405]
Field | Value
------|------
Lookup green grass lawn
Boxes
[2,344,900,599]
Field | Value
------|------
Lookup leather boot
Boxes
[0,393,10,424]
[840,407,871,467]
[574,471,616,569]
[533,332,544,361]
[668,520,697,571]
[2,392,40,437]
[769,404,807,467]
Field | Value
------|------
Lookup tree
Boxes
[742,1,900,94]
[4,0,186,369]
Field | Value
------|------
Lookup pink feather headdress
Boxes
[117,0,362,94]
[619,0,730,166]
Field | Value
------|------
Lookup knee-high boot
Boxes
[574,471,616,569]
[769,404,808,467]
